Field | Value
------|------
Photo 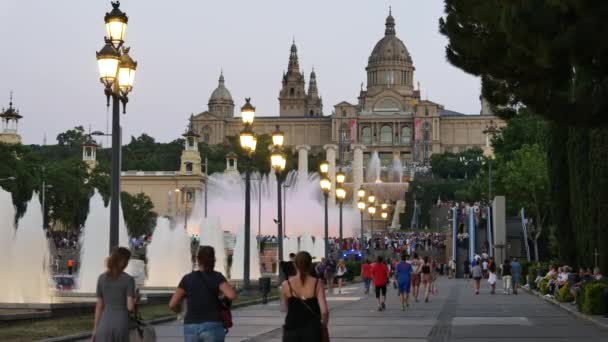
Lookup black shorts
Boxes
[375,285,387,298]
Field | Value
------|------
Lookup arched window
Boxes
[401,126,412,144]
[202,126,211,143]
[422,122,431,141]
[362,126,372,145]
[185,162,193,173]
[340,123,350,144]
[290,88,295,96]
[309,110,314,116]
[380,125,393,144]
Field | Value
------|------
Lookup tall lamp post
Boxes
[319,161,331,259]
[367,205,376,242]
[270,125,286,262]
[95,1,137,253]
[335,170,346,243]
[357,187,366,260]
[239,98,257,292]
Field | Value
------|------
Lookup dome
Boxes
[368,11,412,65]
[209,72,233,101]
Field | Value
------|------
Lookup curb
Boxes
[523,287,608,330]
[40,295,281,342]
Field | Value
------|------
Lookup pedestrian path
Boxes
[153,279,608,341]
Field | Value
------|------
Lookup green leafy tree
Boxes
[501,144,550,261]
[120,192,157,237]
[56,126,87,147]
[440,1,608,126]
[44,159,91,230]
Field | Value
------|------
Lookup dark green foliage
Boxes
[56,126,87,147]
[120,192,157,237]
[440,1,608,126]
[430,148,484,180]
[344,261,362,282]
[121,134,183,172]
[408,177,470,229]
[580,282,608,315]
[556,283,574,303]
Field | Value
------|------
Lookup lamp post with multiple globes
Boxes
[239,98,257,292]
[270,125,286,262]
[357,186,366,260]
[335,170,346,243]
[319,161,331,259]
[95,1,137,253]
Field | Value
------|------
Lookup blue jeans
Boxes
[184,322,225,342]
[364,278,371,292]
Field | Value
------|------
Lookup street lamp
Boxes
[357,198,366,259]
[239,98,256,292]
[319,161,329,175]
[270,125,285,262]
[95,1,137,253]
[336,170,346,185]
[357,186,366,200]
[336,186,346,242]
[320,176,332,259]
[381,211,388,230]
[368,205,376,239]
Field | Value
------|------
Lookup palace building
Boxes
[191,11,505,168]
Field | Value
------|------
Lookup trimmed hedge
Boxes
[580,282,608,315]
[344,261,362,281]
[556,283,574,303]
[539,278,550,295]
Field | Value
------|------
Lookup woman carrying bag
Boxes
[281,251,330,342]
[169,246,237,342]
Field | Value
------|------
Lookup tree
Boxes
[120,192,157,237]
[501,144,550,261]
[440,1,608,126]
[56,126,87,147]
[44,159,91,230]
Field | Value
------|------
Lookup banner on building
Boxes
[414,119,422,141]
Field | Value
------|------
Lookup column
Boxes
[323,144,338,206]
[296,145,310,184]
[351,144,366,206]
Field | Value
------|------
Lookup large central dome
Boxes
[368,11,412,66]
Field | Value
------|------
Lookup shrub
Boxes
[520,261,532,285]
[580,282,608,315]
[539,278,550,295]
[344,261,362,281]
[556,283,574,303]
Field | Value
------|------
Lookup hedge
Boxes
[580,282,608,315]
[556,283,574,303]
[539,278,550,295]
[344,261,362,281]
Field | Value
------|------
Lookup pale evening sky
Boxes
[0,0,480,146]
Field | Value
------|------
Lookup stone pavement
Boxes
[154,278,608,341]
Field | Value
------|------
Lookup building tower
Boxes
[82,136,98,172]
[208,71,235,118]
[179,116,202,176]
[305,68,323,116]
[0,92,23,144]
[279,41,307,116]
[365,8,415,99]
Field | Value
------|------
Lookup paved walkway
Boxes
[155,278,608,341]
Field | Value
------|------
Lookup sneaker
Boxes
[401,304,405,311]
[378,306,382,311]
[382,302,386,310]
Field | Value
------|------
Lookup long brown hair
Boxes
[106,247,131,278]
[294,251,313,284]
[197,245,216,272]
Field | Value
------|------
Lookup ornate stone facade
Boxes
[191,11,505,166]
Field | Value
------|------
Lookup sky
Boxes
[0,0,481,146]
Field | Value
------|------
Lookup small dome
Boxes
[368,11,411,65]
[209,72,233,101]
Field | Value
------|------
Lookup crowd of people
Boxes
[47,230,79,250]
[533,264,603,304]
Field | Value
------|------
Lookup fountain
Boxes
[230,225,262,280]
[366,151,382,183]
[0,193,51,303]
[311,236,326,261]
[282,236,299,260]
[391,155,403,183]
[78,192,129,293]
[145,217,192,287]
[198,216,227,276]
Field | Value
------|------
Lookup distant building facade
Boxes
[191,11,505,167]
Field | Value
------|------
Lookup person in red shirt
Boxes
[360,259,372,294]
[371,256,389,311]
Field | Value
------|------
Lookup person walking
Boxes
[361,259,372,294]
[281,251,329,342]
[501,259,513,295]
[488,259,497,294]
[421,256,432,303]
[93,247,136,342]
[325,257,337,294]
[463,258,470,280]
[511,258,521,295]
[372,256,389,311]
[448,258,456,279]
[67,258,75,275]
[471,260,483,295]
[336,260,347,294]
[396,253,412,311]
[169,246,237,342]
[410,253,422,302]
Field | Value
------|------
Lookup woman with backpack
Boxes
[169,246,237,342]
[281,251,330,341]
